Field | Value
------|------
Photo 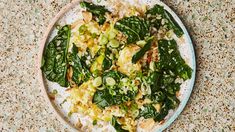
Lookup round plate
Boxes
[38,0,196,131]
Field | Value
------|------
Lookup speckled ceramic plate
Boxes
[38,0,196,131]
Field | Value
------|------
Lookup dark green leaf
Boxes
[146,4,184,37]
[92,120,97,125]
[114,16,150,43]
[165,83,180,95]
[102,48,113,71]
[148,71,161,93]
[158,39,192,80]
[135,39,191,121]
[41,25,71,87]
[93,89,112,108]
[165,95,180,109]
[80,1,109,25]
[93,88,125,108]
[151,91,166,103]
[102,57,112,71]
[68,44,92,86]
[132,37,153,63]
[137,103,170,122]
[111,117,128,132]
[146,4,164,29]
[164,11,184,37]
[138,104,156,119]
[154,103,169,121]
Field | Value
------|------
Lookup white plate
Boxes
[38,0,196,131]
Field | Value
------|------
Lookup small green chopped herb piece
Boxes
[52,89,58,94]
[99,34,108,45]
[109,39,120,48]
[68,111,72,117]
[93,120,97,125]
[108,30,117,40]
[91,33,97,38]
[79,24,87,34]
[60,99,67,107]
[93,76,102,87]
[106,77,116,86]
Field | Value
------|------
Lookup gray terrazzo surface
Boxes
[0,0,234,131]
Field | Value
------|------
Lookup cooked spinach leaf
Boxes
[91,47,112,73]
[102,48,112,71]
[93,88,112,108]
[146,4,184,37]
[137,39,192,121]
[151,91,166,103]
[147,71,161,93]
[137,103,170,122]
[146,5,164,29]
[138,104,156,119]
[80,1,109,25]
[165,95,180,109]
[155,103,169,121]
[81,48,93,67]
[114,16,150,44]
[68,44,92,86]
[132,37,153,63]
[41,25,71,87]
[158,39,192,80]
[93,88,124,108]
[111,117,128,132]
[102,57,112,71]
[164,11,184,37]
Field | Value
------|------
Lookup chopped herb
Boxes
[93,120,97,125]
[68,111,72,117]
[52,89,58,94]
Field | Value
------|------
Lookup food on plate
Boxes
[41,1,192,131]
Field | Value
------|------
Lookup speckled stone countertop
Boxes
[0,0,234,131]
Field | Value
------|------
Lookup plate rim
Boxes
[37,0,196,131]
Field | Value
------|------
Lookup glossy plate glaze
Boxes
[38,0,196,131]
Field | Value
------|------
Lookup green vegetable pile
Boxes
[41,1,192,131]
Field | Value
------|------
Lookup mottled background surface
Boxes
[0,0,234,131]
